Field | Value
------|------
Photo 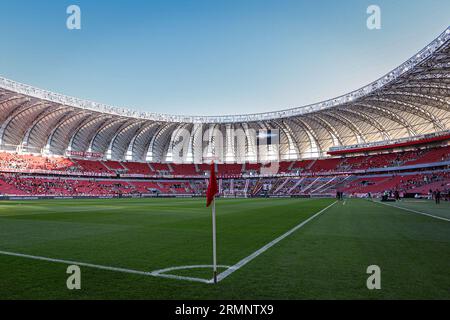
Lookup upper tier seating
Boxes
[244,163,261,174]
[0,152,79,172]
[291,160,314,171]
[277,162,293,174]
[122,162,153,175]
[75,160,112,174]
[197,164,212,175]
[151,163,171,173]
[309,158,343,172]
[404,146,450,166]
[218,164,243,176]
[171,164,198,176]
[103,161,126,171]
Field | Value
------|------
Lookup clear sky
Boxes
[0,0,449,116]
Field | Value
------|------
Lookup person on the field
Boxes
[435,189,441,204]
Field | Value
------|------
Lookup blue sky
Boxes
[0,0,449,116]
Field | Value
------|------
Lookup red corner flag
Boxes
[206,161,219,284]
[206,162,218,207]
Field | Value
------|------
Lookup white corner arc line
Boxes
[377,201,450,222]
[151,265,232,284]
[151,264,231,275]
[151,273,212,284]
[216,201,338,283]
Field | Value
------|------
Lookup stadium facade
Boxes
[0,28,449,164]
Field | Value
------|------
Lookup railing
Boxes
[329,130,450,153]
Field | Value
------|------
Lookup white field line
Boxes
[0,250,151,276]
[377,201,450,222]
[151,265,231,284]
[152,273,211,284]
[0,250,210,284]
[216,201,338,282]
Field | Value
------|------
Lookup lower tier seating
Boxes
[1,170,448,197]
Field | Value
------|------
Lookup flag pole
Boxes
[212,196,218,284]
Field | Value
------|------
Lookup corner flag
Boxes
[206,161,219,283]
[206,162,218,207]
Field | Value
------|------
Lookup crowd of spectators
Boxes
[0,174,133,196]
[0,174,197,196]
[0,152,79,172]
[1,146,449,178]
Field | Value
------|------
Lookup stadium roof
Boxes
[0,27,449,163]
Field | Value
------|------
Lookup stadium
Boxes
[0,7,449,300]
[1,29,450,200]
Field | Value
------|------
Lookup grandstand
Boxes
[0,139,449,198]
[0,28,449,200]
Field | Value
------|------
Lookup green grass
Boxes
[380,198,450,220]
[0,197,449,299]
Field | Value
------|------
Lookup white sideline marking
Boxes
[378,201,450,222]
[0,250,152,276]
[217,201,338,282]
[0,250,212,284]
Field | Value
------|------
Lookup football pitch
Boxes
[0,197,449,300]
